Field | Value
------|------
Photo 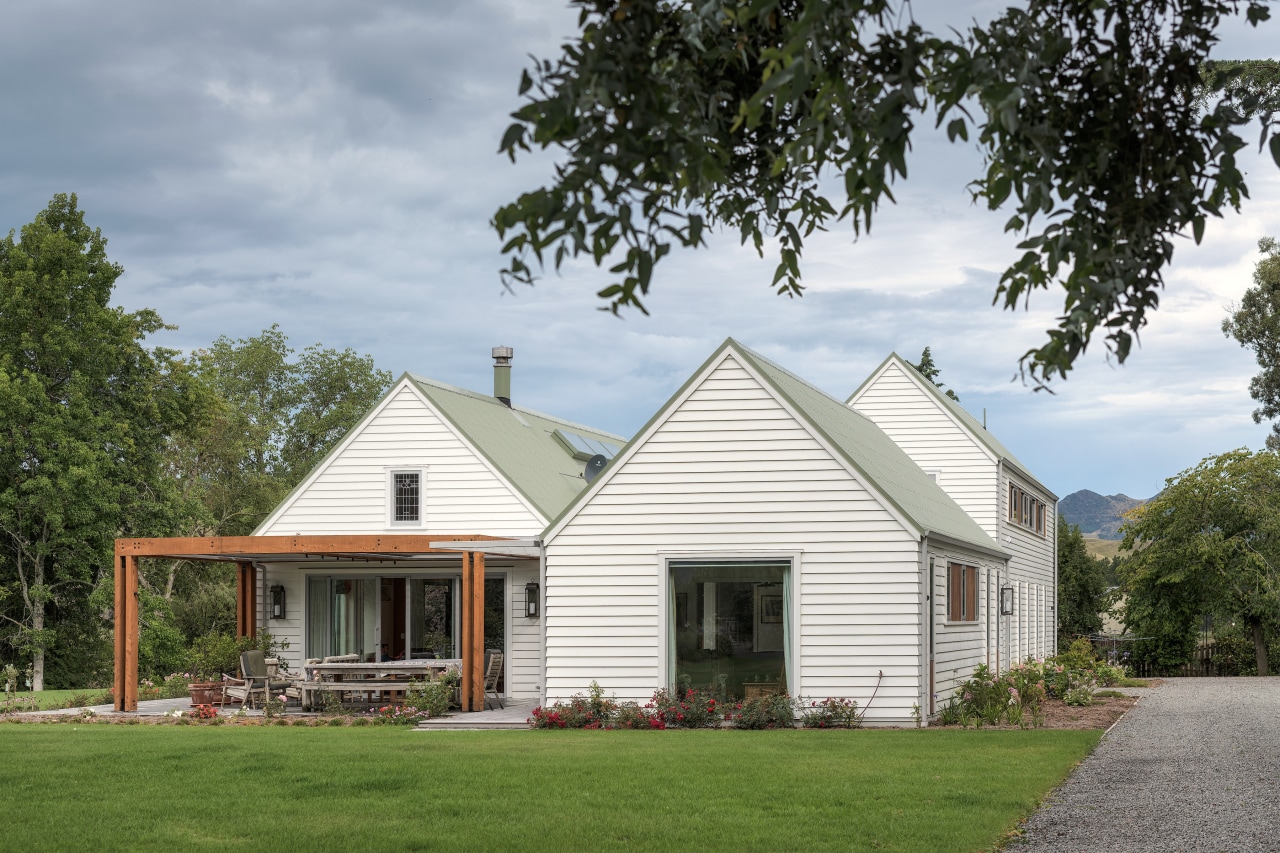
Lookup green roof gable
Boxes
[408,374,626,522]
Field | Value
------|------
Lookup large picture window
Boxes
[668,559,790,700]
[947,562,979,623]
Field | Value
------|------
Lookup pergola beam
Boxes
[115,533,507,559]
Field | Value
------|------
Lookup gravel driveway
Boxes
[1015,677,1280,852]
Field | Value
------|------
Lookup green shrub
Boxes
[403,669,459,719]
[727,693,795,729]
[651,687,720,728]
[947,661,1047,728]
[609,701,659,730]
[799,697,861,729]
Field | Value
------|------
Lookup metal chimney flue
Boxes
[492,346,513,407]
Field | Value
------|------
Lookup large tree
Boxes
[0,195,192,690]
[156,327,391,641]
[1057,519,1107,645]
[1222,236,1280,448]
[495,0,1280,386]
[1120,448,1280,676]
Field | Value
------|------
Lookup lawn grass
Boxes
[8,689,110,711]
[0,725,1099,852]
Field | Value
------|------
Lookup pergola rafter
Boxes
[112,534,513,713]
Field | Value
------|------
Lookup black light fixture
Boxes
[270,584,286,620]
[999,586,1015,616]
[525,581,540,618]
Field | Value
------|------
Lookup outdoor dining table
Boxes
[299,659,462,709]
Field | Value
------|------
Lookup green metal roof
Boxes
[848,353,1056,500]
[408,374,626,522]
[545,339,1004,558]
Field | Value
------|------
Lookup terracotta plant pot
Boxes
[188,681,223,706]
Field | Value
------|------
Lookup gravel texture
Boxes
[1015,677,1280,853]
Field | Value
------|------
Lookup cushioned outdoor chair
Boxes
[223,650,295,710]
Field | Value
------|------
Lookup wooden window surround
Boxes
[947,562,979,623]
[1008,483,1046,536]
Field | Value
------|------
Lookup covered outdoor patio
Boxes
[112,534,539,713]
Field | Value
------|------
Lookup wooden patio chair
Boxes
[223,650,295,710]
[483,650,504,710]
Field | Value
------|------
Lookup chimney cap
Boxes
[492,346,514,363]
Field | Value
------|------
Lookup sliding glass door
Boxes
[306,574,506,672]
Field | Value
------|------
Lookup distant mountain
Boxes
[1059,490,1149,540]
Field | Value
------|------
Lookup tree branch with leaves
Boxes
[496,0,1279,387]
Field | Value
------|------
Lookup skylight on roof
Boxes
[553,428,621,461]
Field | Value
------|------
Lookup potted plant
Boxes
[186,633,241,706]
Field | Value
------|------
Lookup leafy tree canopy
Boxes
[495,0,1280,386]
[0,194,195,689]
[1120,448,1280,676]
[1222,236,1280,448]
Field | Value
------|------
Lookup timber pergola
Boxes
[112,534,527,713]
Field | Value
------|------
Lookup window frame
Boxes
[1008,483,1047,536]
[387,468,424,527]
[947,562,979,623]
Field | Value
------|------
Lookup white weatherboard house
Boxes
[542,339,1040,724]
[230,340,1053,724]
[848,353,1060,689]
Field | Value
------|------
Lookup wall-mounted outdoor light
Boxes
[525,581,540,618]
[1000,586,1015,616]
[270,584,286,620]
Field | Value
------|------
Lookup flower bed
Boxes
[528,682,870,730]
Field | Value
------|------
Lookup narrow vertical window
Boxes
[389,469,423,526]
[948,562,979,622]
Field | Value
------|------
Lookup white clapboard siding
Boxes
[545,354,924,723]
[259,381,544,537]
[850,362,999,536]
[259,566,308,675]
[929,548,1002,705]
[1000,471,1057,657]
[506,561,541,700]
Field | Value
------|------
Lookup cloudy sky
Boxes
[2,1,1278,502]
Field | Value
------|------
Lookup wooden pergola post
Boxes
[113,554,139,712]
[459,551,486,712]
[235,561,257,638]
[472,552,485,711]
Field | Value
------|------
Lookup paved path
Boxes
[1016,677,1280,853]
